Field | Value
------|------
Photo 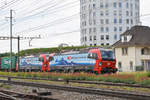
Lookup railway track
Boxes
[0,89,57,100]
[0,79,150,100]
[0,75,150,89]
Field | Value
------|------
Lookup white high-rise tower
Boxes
[80,0,140,46]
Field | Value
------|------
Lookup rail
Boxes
[0,89,57,100]
[0,75,150,89]
[0,79,149,100]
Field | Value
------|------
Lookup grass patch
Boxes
[0,71,150,86]
[0,83,11,89]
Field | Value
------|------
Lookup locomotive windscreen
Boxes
[100,50,115,61]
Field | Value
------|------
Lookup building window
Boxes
[126,19,129,24]
[101,35,104,40]
[105,3,108,8]
[93,12,96,17]
[101,27,104,32]
[119,27,122,32]
[122,48,128,55]
[131,19,133,24]
[114,18,117,24]
[90,44,92,46]
[141,60,150,71]
[93,19,96,25]
[89,4,91,10]
[93,28,96,33]
[130,61,133,71]
[101,43,104,46]
[141,48,150,55]
[90,36,92,41]
[100,11,104,16]
[94,43,97,46]
[106,27,109,32]
[105,19,109,24]
[126,3,129,8]
[114,27,117,32]
[105,10,109,16]
[100,3,104,8]
[126,11,129,16]
[119,19,122,24]
[113,2,117,8]
[106,35,109,40]
[100,19,104,24]
[94,36,96,40]
[93,4,96,9]
[114,10,117,16]
[82,21,86,26]
[89,28,92,34]
[119,2,122,8]
[119,10,122,16]
[85,36,87,41]
[130,3,133,9]
[118,62,122,72]
[124,36,127,42]
[114,34,117,40]
[131,11,133,16]
[106,43,109,45]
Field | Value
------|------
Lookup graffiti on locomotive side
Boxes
[4,60,10,64]
[20,57,42,66]
[50,53,96,67]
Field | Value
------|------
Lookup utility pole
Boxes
[5,9,14,72]
[10,9,13,72]
[17,36,20,71]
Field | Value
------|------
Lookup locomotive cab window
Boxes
[88,53,98,60]
[101,50,115,61]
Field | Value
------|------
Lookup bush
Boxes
[147,72,150,77]
[139,80,150,86]
[136,66,144,71]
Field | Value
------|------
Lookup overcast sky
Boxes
[0,0,150,53]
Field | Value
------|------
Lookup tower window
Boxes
[101,35,104,40]
[113,2,117,8]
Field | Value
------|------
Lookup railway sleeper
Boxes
[0,90,57,100]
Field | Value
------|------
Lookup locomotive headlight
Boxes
[99,62,102,66]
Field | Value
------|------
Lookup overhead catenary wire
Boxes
[0,0,23,14]
[15,12,150,36]
[15,13,80,35]
[14,0,44,12]
[0,0,21,10]
[47,29,80,37]
[16,0,69,18]
[0,0,149,36]
[15,0,79,22]
[0,0,79,29]
[17,0,57,16]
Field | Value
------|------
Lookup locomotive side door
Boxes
[88,53,100,73]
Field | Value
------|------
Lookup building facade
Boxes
[113,26,150,72]
[80,0,140,46]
